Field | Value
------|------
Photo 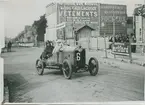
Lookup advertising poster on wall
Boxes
[100,4,127,36]
[57,3,100,39]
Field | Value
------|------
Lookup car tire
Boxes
[59,65,63,74]
[36,59,44,75]
[88,57,99,76]
[62,60,72,79]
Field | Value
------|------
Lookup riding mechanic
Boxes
[40,40,54,60]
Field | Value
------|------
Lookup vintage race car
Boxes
[36,41,99,79]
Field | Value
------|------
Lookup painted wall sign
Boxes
[100,4,127,35]
[58,3,99,24]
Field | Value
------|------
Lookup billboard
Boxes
[57,3,99,24]
[57,3,100,39]
[100,4,127,35]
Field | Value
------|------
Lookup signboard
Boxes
[58,3,99,24]
[112,43,129,56]
[100,4,127,23]
[100,4,127,35]
[56,22,66,29]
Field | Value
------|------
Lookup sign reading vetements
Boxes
[58,3,99,24]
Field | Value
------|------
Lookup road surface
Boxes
[2,47,144,103]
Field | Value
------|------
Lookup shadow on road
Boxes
[43,70,63,75]
[4,73,28,102]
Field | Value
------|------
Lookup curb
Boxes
[114,58,145,67]
[94,54,145,68]
[90,50,145,67]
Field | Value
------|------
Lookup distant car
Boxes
[36,40,99,79]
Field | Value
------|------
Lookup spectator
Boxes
[7,41,12,52]
[132,35,136,53]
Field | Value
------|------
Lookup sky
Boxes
[2,0,145,38]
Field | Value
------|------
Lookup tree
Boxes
[32,14,47,42]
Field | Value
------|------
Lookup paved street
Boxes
[2,47,144,103]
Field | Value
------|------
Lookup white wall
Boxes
[79,37,89,49]
[90,37,110,49]
[135,16,143,43]
[45,12,57,42]
[75,37,110,50]
[0,7,4,103]
[143,17,145,42]
[0,8,5,49]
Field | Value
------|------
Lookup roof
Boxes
[75,24,95,32]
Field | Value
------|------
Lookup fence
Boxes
[66,36,111,50]
[12,42,34,47]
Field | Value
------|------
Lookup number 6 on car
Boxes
[76,52,80,61]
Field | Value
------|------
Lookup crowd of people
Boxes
[109,34,136,43]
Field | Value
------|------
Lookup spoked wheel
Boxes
[36,59,44,75]
[88,57,99,76]
[62,60,72,79]
[59,65,63,74]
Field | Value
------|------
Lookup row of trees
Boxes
[14,14,47,44]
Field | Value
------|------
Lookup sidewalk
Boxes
[88,49,145,67]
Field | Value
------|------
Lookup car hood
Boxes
[61,45,77,52]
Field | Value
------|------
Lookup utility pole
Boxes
[142,2,145,55]
[113,7,116,58]
[104,33,108,58]
[129,34,132,63]
[71,8,75,46]
[101,22,107,58]
[113,7,115,44]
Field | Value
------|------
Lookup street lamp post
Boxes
[112,8,116,58]
[71,8,75,46]
[113,8,115,44]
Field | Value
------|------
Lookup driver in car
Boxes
[40,40,54,60]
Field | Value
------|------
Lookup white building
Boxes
[0,7,4,103]
[133,4,145,53]
[45,3,127,49]
[134,5,145,43]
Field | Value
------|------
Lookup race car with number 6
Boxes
[36,41,99,79]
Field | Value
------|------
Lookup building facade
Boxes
[133,4,145,53]
[134,5,145,43]
[45,3,127,49]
